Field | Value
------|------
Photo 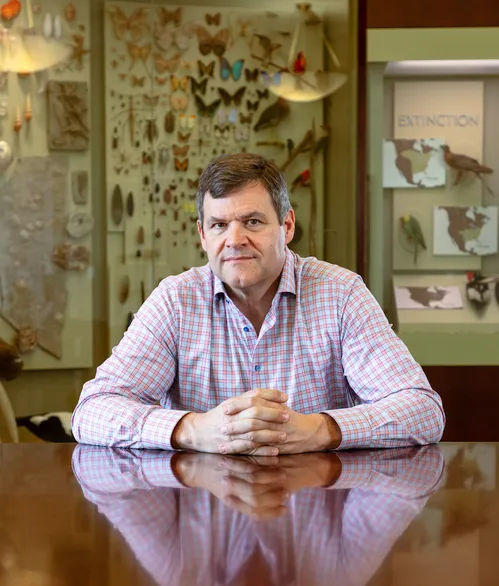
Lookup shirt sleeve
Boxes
[324,276,446,450]
[71,285,190,450]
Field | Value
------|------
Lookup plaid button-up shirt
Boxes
[72,248,445,450]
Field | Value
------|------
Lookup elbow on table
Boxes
[417,398,446,445]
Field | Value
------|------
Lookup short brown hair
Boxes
[196,153,291,227]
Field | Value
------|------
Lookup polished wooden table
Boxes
[0,442,497,585]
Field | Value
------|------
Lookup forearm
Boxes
[72,390,189,450]
[326,387,445,450]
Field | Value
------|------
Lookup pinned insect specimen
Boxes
[144,118,158,143]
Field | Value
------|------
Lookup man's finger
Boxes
[246,388,288,402]
[224,396,287,416]
[230,406,289,424]
[224,429,287,445]
[221,419,285,435]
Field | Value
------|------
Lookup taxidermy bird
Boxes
[399,214,427,264]
[291,169,310,192]
[466,272,499,310]
[441,145,495,195]
[253,98,290,132]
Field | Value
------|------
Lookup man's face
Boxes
[198,182,295,295]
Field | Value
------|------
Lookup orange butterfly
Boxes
[177,131,191,142]
[170,94,188,111]
[174,158,189,172]
[143,94,159,107]
[154,53,181,74]
[155,76,168,86]
[127,42,151,69]
[131,75,145,87]
[170,75,189,92]
[173,144,190,157]
[107,6,149,42]
[157,7,182,26]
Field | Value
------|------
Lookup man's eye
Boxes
[247,219,261,226]
[212,223,225,229]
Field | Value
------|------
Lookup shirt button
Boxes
[243,327,249,332]
[255,365,261,371]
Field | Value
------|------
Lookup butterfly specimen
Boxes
[251,34,281,62]
[68,34,90,70]
[187,178,199,189]
[171,75,189,92]
[173,144,190,157]
[107,6,149,42]
[143,94,159,107]
[178,131,191,142]
[127,42,151,70]
[261,70,282,87]
[218,87,246,107]
[1,0,21,21]
[219,57,244,81]
[155,76,167,86]
[196,27,230,57]
[198,60,215,78]
[174,158,189,172]
[153,21,195,52]
[205,12,221,26]
[256,88,269,100]
[214,124,231,140]
[194,95,221,118]
[239,112,253,124]
[118,73,127,81]
[244,68,259,82]
[154,53,181,74]
[157,7,182,26]
[246,100,259,112]
[190,77,208,95]
[170,94,189,111]
[131,75,145,87]
[234,126,249,142]
[178,113,196,128]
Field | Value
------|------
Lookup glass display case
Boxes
[367,40,499,365]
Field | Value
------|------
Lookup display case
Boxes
[368,37,499,365]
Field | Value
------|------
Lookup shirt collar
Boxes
[213,247,296,300]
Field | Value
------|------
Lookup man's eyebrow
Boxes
[207,211,268,223]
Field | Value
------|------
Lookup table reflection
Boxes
[73,446,443,586]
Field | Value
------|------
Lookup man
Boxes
[72,153,445,454]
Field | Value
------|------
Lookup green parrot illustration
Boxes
[399,214,427,264]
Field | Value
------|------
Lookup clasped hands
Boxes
[172,388,341,456]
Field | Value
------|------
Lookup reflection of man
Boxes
[73,153,444,455]
[73,445,444,586]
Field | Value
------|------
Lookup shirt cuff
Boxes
[322,407,373,450]
[141,407,191,450]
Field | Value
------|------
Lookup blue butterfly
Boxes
[261,70,282,87]
[219,58,245,81]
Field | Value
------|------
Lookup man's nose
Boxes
[225,222,248,247]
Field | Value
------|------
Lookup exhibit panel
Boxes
[368,60,499,365]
